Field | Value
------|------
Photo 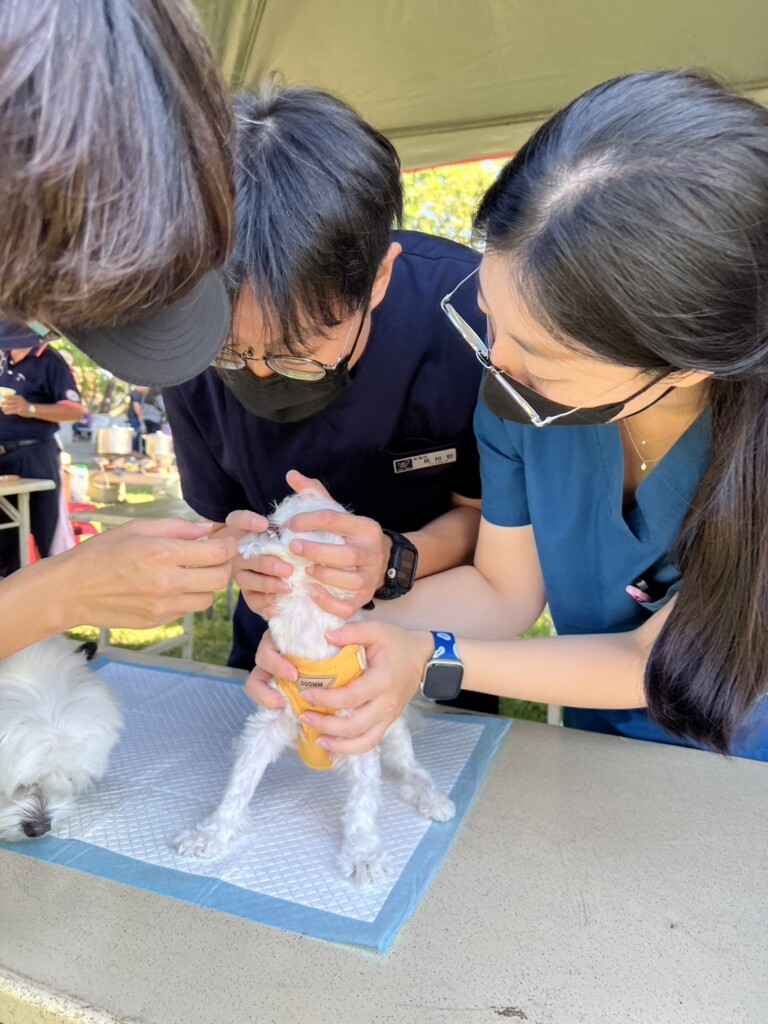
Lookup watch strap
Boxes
[431,630,460,661]
[373,528,418,600]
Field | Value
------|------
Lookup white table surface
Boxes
[0,477,57,498]
[0,648,766,1024]
[0,475,56,567]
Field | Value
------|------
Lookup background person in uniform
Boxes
[0,0,239,659]
[0,322,85,575]
[127,385,148,452]
[142,389,166,435]
[252,71,768,762]
[163,82,496,713]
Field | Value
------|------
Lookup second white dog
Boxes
[0,637,122,841]
[173,488,455,885]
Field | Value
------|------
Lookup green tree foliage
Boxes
[51,338,128,415]
[402,159,505,245]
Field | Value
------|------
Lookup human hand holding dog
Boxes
[284,470,391,617]
[244,630,290,709]
[223,508,282,618]
[247,621,432,754]
[227,470,392,619]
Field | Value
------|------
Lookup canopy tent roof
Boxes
[194,0,768,169]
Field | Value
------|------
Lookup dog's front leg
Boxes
[379,716,456,822]
[172,706,298,859]
[338,751,391,887]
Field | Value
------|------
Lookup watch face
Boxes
[395,545,418,588]
[422,662,463,701]
[376,531,419,599]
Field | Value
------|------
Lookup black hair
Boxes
[228,77,403,355]
[475,69,768,753]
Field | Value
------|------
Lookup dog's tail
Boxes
[75,641,98,662]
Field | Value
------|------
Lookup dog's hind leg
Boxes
[379,717,456,822]
[172,706,298,859]
[338,751,391,887]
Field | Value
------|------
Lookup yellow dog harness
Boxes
[275,645,367,770]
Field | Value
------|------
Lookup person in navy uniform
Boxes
[163,81,494,712]
[0,322,85,575]
[254,71,768,763]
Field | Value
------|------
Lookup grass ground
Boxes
[67,590,551,724]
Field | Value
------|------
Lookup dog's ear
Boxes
[75,641,98,662]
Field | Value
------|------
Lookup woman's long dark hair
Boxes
[0,0,234,328]
[475,69,768,753]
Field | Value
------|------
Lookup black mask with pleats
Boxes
[217,360,354,424]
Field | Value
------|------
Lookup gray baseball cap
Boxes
[2,272,231,387]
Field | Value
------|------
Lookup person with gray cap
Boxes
[0,0,245,658]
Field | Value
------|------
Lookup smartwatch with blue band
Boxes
[420,631,464,701]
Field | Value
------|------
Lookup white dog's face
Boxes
[239,488,354,603]
[241,488,346,555]
[0,638,122,841]
[239,488,359,659]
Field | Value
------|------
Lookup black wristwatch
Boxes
[373,528,419,601]
[420,631,464,701]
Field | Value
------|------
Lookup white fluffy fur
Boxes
[0,637,122,841]
[173,489,455,885]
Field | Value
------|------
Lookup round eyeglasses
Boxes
[213,302,369,381]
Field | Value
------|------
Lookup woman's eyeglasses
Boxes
[440,268,661,428]
[440,267,557,425]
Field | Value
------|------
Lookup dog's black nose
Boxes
[21,819,51,838]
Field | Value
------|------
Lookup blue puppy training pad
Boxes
[0,658,510,951]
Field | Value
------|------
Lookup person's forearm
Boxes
[0,558,76,656]
[405,505,480,578]
[29,403,84,423]
[453,631,648,708]
[368,563,545,639]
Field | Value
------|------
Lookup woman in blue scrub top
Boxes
[252,69,768,762]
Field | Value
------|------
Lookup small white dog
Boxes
[173,488,455,885]
[0,637,122,841]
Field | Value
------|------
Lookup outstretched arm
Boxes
[252,601,669,755]
[0,519,237,659]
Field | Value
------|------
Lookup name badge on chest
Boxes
[393,448,457,474]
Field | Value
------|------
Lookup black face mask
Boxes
[481,369,674,427]
[218,360,354,424]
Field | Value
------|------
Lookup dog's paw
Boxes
[423,790,456,822]
[403,785,456,822]
[339,847,392,888]
[171,824,233,860]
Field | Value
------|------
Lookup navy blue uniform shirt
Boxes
[165,231,485,669]
[0,344,82,442]
[475,394,768,761]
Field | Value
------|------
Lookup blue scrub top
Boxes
[475,394,768,761]
[165,230,485,670]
